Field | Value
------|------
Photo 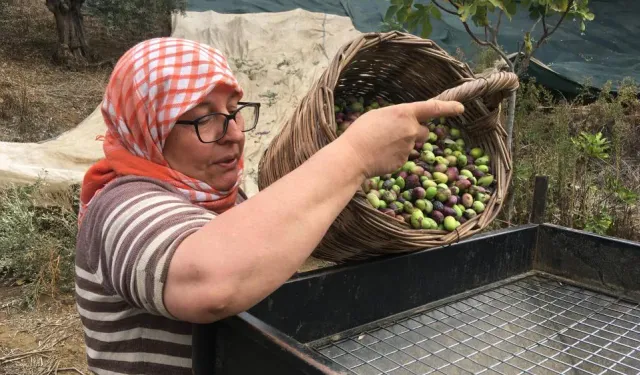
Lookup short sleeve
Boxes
[80,177,216,319]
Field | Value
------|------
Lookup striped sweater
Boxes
[74,175,245,374]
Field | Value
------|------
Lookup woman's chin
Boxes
[206,169,240,192]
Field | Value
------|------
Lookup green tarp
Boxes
[189,0,639,98]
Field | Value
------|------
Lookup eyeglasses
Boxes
[175,101,260,143]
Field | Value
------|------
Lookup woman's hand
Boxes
[339,99,465,179]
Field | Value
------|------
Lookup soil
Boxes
[0,286,89,374]
[0,0,167,143]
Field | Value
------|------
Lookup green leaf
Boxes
[458,4,472,22]
[529,6,541,20]
[505,0,517,16]
[430,4,442,20]
[472,6,489,27]
[421,16,433,38]
[487,0,504,9]
[391,0,404,6]
[551,0,569,12]
[583,11,595,21]
[580,20,586,32]
[469,2,478,17]
[403,0,413,6]
[406,10,422,31]
[396,6,410,23]
[384,5,400,22]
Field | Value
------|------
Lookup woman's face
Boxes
[163,84,245,192]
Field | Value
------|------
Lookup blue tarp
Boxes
[189,0,639,97]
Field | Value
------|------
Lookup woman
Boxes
[75,37,464,374]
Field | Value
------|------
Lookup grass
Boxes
[493,78,640,241]
[0,179,79,308]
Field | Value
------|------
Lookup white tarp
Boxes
[0,8,361,198]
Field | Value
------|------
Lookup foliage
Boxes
[503,78,639,240]
[85,0,187,38]
[0,179,79,308]
[382,0,594,74]
[571,131,610,160]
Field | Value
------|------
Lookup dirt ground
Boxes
[0,0,163,143]
[0,286,89,374]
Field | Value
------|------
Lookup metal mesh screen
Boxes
[313,276,640,375]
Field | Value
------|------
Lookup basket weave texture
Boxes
[257,31,520,263]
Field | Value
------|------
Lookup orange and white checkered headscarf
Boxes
[78,37,244,225]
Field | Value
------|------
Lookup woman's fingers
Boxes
[408,99,465,123]
[416,124,430,144]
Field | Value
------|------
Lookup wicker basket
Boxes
[257,31,520,263]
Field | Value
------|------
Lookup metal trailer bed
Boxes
[192,224,640,375]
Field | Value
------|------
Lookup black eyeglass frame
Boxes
[175,101,261,143]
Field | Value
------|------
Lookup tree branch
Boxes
[535,0,574,50]
[431,0,458,15]
[541,13,548,34]
[462,21,513,71]
[494,10,504,46]
[462,21,489,46]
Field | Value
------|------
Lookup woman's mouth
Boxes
[215,157,238,169]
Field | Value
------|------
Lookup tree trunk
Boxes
[45,0,88,66]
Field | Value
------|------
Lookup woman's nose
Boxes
[219,118,244,143]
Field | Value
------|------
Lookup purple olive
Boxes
[443,206,456,217]
[412,187,426,200]
[446,167,459,182]
[455,179,472,191]
[434,163,448,174]
[433,201,445,212]
[382,179,395,190]
[405,175,421,190]
[431,210,444,224]
[416,160,429,170]
[389,202,404,215]
[446,196,458,207]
